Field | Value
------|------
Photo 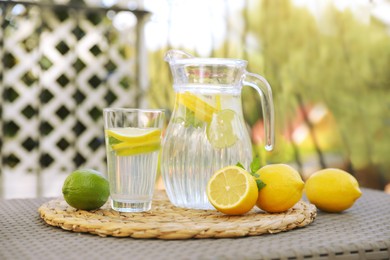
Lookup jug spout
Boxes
[164,49,193,63]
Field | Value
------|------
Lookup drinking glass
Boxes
[103,108,165,212]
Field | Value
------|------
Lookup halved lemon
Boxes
[206,165,258,215]
[177,92,219,123]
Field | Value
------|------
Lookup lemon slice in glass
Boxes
[105,127,161,156]
[206,165,258,215]
[206,109,238,149]
[115,143,161,156]
[106,127,160,143]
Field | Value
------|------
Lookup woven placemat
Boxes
[38,191,317,240]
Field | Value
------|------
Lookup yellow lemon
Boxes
[305,168,362,213]
[177,92,219,123]
[62,169,110,210]
[105,127,160,142]
[207,165,258,215]
[105,127,161,156]
[206,109,239,149]
[255,164,304,213]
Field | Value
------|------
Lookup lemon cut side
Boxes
[207,166,258,215]
[206,109,239,149]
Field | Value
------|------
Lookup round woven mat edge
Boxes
[38,192,317,240]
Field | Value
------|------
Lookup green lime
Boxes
[62,169,110,210]
[206,109,238,149]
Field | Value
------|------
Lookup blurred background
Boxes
[1,0,389,198]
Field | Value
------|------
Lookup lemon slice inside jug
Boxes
[206,109,238,149]
[177,92,219,123]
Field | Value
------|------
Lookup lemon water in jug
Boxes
[161,50,274,209]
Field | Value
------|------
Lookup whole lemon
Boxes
[62,169,110,210]
[255,164,304,213]
[305,168,361,213]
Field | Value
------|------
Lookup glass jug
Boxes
[161,50,275,209]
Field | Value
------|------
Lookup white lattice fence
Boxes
[1,1,148,198]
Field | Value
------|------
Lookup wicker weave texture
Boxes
[38,192,316,239]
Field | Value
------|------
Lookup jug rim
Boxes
[168,57,247,67]
[103,107,165,113]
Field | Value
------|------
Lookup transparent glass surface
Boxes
[161,50,274,209]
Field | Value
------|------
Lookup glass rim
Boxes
[169,57,248,67]
[103,108,165,114]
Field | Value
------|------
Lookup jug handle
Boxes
[242,72,275,151]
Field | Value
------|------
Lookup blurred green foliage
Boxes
[147,0,390,188]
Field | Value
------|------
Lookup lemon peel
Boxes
[255,164,304,213]
[177,92,219,123]
[105,127,161,156]
[305,168,362,213]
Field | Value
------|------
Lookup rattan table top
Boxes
[1,188,390,260]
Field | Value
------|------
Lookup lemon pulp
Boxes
[207,165,258,215]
